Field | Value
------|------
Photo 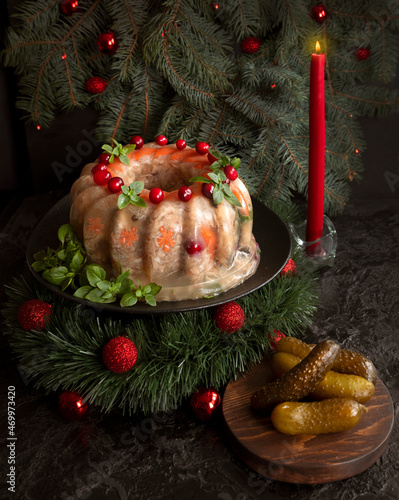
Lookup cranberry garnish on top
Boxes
[130,135,144,150]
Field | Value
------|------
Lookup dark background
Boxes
[1,0,399,209]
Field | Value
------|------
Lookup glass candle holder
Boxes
[288,215,337,268]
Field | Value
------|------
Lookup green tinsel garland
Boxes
[3,247,318,415]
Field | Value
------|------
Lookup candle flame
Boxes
[315,41,321,53]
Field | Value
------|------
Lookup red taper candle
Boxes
[306,41,325,247]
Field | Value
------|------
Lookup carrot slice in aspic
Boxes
[201,226,217,258]
[230,185,249,216]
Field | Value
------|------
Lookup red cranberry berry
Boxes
[202,183,214,199]
[224,165,238,181]
[178,186,193,202]
[91,163,108,174]
[185,241,203,255]
[207,151,218,164]
[155,135,168,146]
[93,169,112,185]
[98,152,111,164]
[196,142,210,155]
[149,187,164,204]
[130,135,144,149]
[108,177,124,193]
[176,139,187,150]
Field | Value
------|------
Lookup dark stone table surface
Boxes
[0,191,398,500]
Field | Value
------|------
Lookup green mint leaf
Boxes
[113,139,121,147]
[224,189,242,207]
[61,277,73,291]
[70,251,84,272]
[109,154,115,163]
[57,249,67,260]
[85,288,108,303]
[31,261,46,272]
[116,269,130,283]
[96,280,111,291]
[230,157,241,168]
[123,145,136,154]
[73,285,93,298]
[213,188,224,204]
[209,160,223,170]
[145,294,157,306]
[149,283,162,296]
[42,266,69,285]
[134,197,146,208]
[131,181,144,194]
[143,284,152,295]
[118,194,130,210]
[33,250,47,261]
[121,185,129,194]
[85,264,106,287]
[119,154,130,166]
[120,292,138,307]
[102,290,114,299]
[189,176,212,183]
[208,149,222,160]
[102,144,113,153]
[58,224,74,244]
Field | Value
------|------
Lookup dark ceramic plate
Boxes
[26,196,291,315]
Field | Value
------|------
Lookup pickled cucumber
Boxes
[251,339,339,413]
[271,398,367,435]
[276,337,377,383]
[271,351,375,403]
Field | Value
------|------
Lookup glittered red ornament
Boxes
[60,0,79,16]
[213,301,245,333]
[268,330,286,350]
[17,299,52,331]
[58,390,88,420]
[280,258,297,277]
[241,36,261,54]
[355,47,371,61]
[102,336,138,373]
[190,387,221,421]
[97,31,119,55]
[310,4,327,23]
[85,76,108,95]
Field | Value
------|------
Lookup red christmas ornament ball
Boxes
[355,47,371,61]
[213,301,245,333]
[241,36,261,54]
[60,0,79,16]
[102,336,138,373]
[85,76,107,95]
[268,330,286,350]
[280,258,297,276]
[190,387,221,421]
[58,390,88,421]
[97,31,119,55]
[17,299,52,331]
[310,4,327,23]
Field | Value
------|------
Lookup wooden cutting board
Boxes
[222,357,394,484]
